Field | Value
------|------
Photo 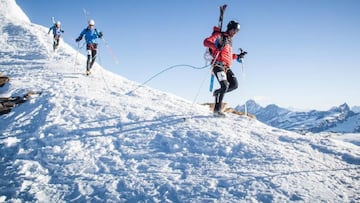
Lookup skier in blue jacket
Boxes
[48,21,64,51]
[75,19,103,75]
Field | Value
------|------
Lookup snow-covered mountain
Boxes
[353,106,360,113]
[1,0,360,202]
[236,100,360,133]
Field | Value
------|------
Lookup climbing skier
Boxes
[204,20,243,117]
[75,19,103,75]
[48,21,64,51]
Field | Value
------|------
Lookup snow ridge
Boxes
[1,0,360,202]
[0,0,30,24]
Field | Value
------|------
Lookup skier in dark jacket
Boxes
[204,20,242,117]
[48,21,64,51]
[75,19,103,75]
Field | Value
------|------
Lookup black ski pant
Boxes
[213,65,238,112]
[53,35,60,50]
[86,43,97,71]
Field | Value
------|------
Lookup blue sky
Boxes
[16,0,360,110]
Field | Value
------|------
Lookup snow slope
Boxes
[1,0,360,202]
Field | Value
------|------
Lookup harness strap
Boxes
[87,43,97,51]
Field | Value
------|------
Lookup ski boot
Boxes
[213,110,226,117]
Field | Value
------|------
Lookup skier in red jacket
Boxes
[204,20,242,117]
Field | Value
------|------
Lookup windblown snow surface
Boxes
[1,0,359,202]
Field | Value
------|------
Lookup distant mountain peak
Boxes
[246,99,259,105]
[236,100,359,133]
[235,99,263,113]
[352,105,360,113]
[339,103,350,111]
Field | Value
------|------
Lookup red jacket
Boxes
[203,27,237,69]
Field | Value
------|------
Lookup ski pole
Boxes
[241,59,247,116]
[238,48,248,115]
[101,37,119,65]
[73,42,82,72]
[97,46,111,90]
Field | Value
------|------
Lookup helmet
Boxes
[55,21,61,26]
[227,20,240,31]
[88,19,95,26]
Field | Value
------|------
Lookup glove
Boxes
[237,51,247,63]
[238,53,245,59]
[75,36,82,42]
[98,32,103,38]
[237,48,247,60]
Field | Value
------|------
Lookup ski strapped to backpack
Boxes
[209,4,227,92]
[218,5,227,32]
